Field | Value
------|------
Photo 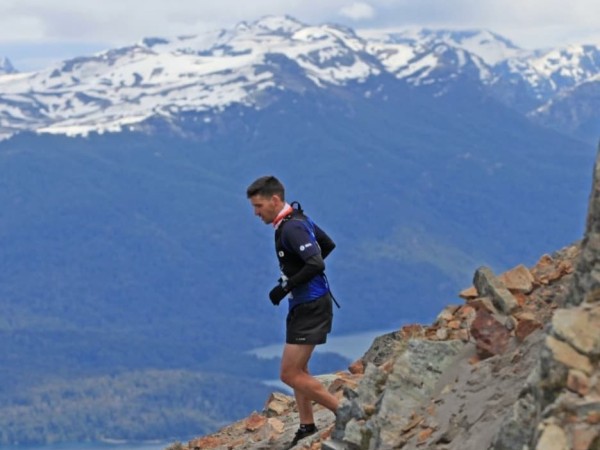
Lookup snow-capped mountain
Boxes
[0,15,598,141]
[531,73,600,142]
[360,27,524,66]
[0,57,16,75]
[0,16,383,138]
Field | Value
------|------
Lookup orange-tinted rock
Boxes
[587,411,600,424]
[447,320,461,330]
[401,324,425,339]
[470,309,511,359]
[531,254,574,285]
[436,305,460,322]
[455,328,470,342]
[566,369,590,396]
[381,358,395,374]
[267,417,285,434]
[515,316,543,341]
[348,359,365,375]
[457,305,476,319]
[468,297,500,315]
[417,427,434,444]
[498,264,535,294]
[264,391,294,417]
[189,435,226,449]
[245,412,267,431]
[459,286,478,299]
[572,425,599,450]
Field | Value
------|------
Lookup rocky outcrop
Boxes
[167,147,600,450]
[518,149,600,450]
[165,243,579,450]
[329,244,578,450]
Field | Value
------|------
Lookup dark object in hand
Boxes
[269,285,288,305]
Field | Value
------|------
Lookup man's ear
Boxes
[271,194,284,206]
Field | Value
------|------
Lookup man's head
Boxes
[246,176,286,224]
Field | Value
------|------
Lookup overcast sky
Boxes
[1,0,599,71]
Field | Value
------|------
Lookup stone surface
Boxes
[168,207,591,450]
[473,266,519,314]
[499,264,535,294]
[264,391,294,417]
[567,369,590,396]
[361,330,402,366]
[470,308,511,358]
[515,315,543,341]
[552,304,600,356]
[459,286,478,299]
[348,359,365,375]
[535,423,569,450]
[545,335,594,376]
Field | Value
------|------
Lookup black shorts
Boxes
[286,293,333,345]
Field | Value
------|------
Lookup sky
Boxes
[1,0,599,71]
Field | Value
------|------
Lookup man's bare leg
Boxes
[280,343,339,420]
[294,363,314,424]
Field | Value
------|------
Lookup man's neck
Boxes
[273,203,293,229]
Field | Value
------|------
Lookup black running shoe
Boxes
[289,424,318,447]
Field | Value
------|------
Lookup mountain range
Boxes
[0,15,597,445]
[0,16,599,142]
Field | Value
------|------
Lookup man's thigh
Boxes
[281,343,316,372]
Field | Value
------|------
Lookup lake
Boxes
[248,328,396,361]
[1,328,398,450]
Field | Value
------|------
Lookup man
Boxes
[246,175,339,447]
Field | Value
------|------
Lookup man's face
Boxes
[249,194,281,224]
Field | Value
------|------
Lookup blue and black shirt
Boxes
[274,206,335,310]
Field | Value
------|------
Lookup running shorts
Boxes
[286,293,333,345]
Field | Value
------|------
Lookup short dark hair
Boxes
[246,176,285,201]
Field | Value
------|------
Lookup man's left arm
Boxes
[314,224,335,259]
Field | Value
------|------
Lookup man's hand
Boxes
[269,284,289,306]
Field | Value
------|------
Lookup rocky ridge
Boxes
[163,151,600,450]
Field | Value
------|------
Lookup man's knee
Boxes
[280,367,297,387]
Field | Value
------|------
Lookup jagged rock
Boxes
[245,413,267,431]
[468,296,501,314]
[459,286,478,299]
[436,327,449,340]
[360,330,402,366]
[348,359,365,375]
[498,264,535,294]
[436,305,460,322]
[473,266,519,314]
[551,303,600,356]
[566,369,590,396]
[515,312,543,341]
[371,340,464,449]
[490,390,538,450]
[545,335,594,376]
[525,147,600,450]
[470,308,511,358]
[321,439,355,450]
[569,145,600,307]
[536,423,569,450]
[572,426,600,450]
[173,169,595,450]
[264,391,294,417]
[531,253,575,287]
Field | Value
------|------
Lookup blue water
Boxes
[249,328,396,360]
[2,329,397,450]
